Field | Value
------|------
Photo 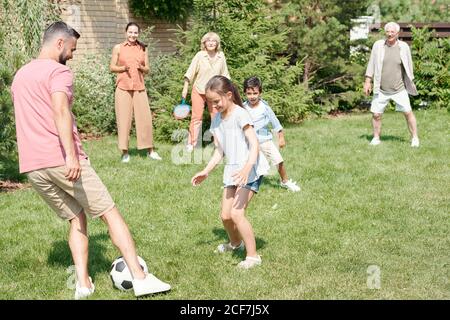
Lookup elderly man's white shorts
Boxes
[370,89,412,114]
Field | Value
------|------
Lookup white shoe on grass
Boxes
[370,137,381,146]
[186,144,194,153]
[133,273,171,297]
[74,277,95,300]
[411,137,420,147]
[215,241,244,253]
[280,179,301,192]
[237,256,262,270]
[121,154,130,163]
[148,151,162,160]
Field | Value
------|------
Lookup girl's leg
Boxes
[115,88,134,153]
[230,187,257,257]
[188,87,206,147]
[221,187,241,246]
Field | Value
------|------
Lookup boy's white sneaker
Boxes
[411,137,420,147]
[132,274,171,297]
[121,154,130,163]
[370,137,381,146]
[280,179,300,192]
[74,277,95,300]
[237,256,262,270]
[148,151,162,160]
[215,240,244,253]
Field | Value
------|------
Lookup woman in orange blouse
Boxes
[110,22,161,163]
[181,32,230,152]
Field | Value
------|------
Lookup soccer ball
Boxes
[110,256,148,291]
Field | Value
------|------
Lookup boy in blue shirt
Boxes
[243,76,300,192]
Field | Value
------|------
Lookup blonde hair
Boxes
[200,32,221,52]
[384,22,400,32]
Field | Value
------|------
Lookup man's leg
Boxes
[100,206,171,296]
[403,111,418,139]
[372,113,382,140]
[68,211,92,288]
[369,92,389,144]
[100,207,146,280]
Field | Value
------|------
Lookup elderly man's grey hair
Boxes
[384,22,400,32]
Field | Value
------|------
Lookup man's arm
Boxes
[364,75,372,96]
[364,42,377,96]
[51,91,81,181]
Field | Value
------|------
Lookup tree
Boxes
[376,0,450,22]
[129,0,193,22]
[280,0,369,87]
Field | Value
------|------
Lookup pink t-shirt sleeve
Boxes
[50,67,73,103]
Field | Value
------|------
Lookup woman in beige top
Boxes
[110,22,162,163]
[182,32,230,152]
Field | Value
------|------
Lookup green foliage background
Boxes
[0,0,449,179]
[0,0,59,180]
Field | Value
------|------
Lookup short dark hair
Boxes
[43,21,80,43]
[243,76,262,92]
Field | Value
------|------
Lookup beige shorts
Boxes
[259,140,284,166]
[27,159,115,220]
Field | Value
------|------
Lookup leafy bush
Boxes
[144,0,316,143]
[130,0,193,22]
[0,56,18,180]
[71,53,117,134]
[411,26,450,110]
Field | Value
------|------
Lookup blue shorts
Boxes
[225,176,264,193]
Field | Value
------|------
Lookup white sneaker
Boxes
[280,179,301,192]
[237,255,262,270]
[215,240,245,253]
[121,154,130,163]
[411,137,420,147]
[74,277,95,300]
[132,273,171,297]
[186,144,194,153]
[370,137,381,146]
[148,151,162,160]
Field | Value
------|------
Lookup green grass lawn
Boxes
[0,109,448,300]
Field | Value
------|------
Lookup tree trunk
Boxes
[303,59,311,90]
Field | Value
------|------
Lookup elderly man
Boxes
[11,21,170,299]
[364,21,419,147]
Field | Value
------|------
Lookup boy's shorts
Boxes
[259,140,284,166]
[27,159,115,221]
[370,89,412,114]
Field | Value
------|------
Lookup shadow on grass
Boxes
[127,149,148,158]
[47,233,111,281]
[210,227,267,259]
[359,134,407,143]
[260,175,282,190]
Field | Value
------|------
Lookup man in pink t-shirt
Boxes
[11,21,170,299]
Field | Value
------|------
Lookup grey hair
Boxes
[384,22,400,32]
